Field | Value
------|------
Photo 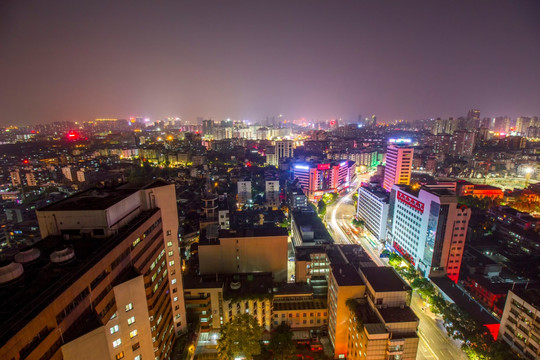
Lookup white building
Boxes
[499,289,540,359]
[266,140,294,167]
[388,185,470,283]
[356,185,389,242]
[265,180,280,209]
[237,180,252,206]
[383,144,413,191]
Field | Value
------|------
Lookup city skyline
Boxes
[2,0,540,126]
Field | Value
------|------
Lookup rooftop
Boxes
[0,209,158,347]
[360,267,411,293]
[38,187,138,211]
[331,263,364,287]
[378,307,418,323]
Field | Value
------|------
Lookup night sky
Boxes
[1,0,539,126]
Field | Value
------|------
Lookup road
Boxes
[326,175,467,360]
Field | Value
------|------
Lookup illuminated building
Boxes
[499,289,540,359]
[266,140,294,167]
[237,180,252,206]
[382,143,413,192]
[451,130,476,157]
[265,180,280,209]
[292,160,356,201]
[388,185,470,283]
[0,181,186,360]
[356,184,390,242]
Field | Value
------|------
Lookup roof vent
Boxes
[0,261,24,284]
[14,248,41,264]
[230,281,241,290]
[50,247,75,264]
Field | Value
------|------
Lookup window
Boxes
[168,251,174,257]
[128,316,135,325]
[174,297,178,302]
[115,352,124,360]
[130,329,138,338]
[166,230,171,236]
[110,325,119,334]
[134,356,141,360]
[132,342,140,351]
[113,338,122,348]
[171,278,176,285]
[167,241,173,247]
[169,260,175,266]
[125,303,133,312]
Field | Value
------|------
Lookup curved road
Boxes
[325,175,467,360]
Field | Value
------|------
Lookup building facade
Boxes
[356,185,390,242]
[382,145,413,192]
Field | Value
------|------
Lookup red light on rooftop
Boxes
[23,159,29,164]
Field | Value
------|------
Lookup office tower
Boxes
[382,144,413,191]
[499,289,540,359]
[389,185,471,283]
[237,180,252,206]
[451,130,476,157]
[0,181,186,360]
[292,160,356,201]
[356,184,390,242]
[265,180,280,209]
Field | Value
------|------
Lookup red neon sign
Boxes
[317,163,330,170]
[397,191,424,213]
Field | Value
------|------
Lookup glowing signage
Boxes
[339,161,347,166]
[389,138,412,144]
[317,163,330,170]
[397,191,424,213]
[295,165,309,170]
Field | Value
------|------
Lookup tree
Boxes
[217,314,263,360]
[317,199,326,216]
[269,323,295,360]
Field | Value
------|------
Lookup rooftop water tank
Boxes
[0,261,24,285]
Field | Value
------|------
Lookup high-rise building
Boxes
[388,185,470,283]
[467,109,481,122]
[265,180,280,209]
[431,117,458,135]
[451,130,476,157]
[266,140,294,167]
[356,184,390,242]
[237,180,252,206]
[0,181,186,360]
[492,116,511,134]
[515,116,531,135]
[382,144,413,191]
[10,170,21,186]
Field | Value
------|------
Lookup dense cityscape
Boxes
[1,1,540,360]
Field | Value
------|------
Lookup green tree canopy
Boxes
[269,323,295,360]
[217,314,263,360]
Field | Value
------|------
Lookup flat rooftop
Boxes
[219,227,288,238]
[331,263,364,287]
[38,187,138,211]
[273,299,326,311]
[378,307,418,323]
[360,267,411,293]
[0,209,158,347]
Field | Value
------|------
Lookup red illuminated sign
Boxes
[397,191,424,213]
[317,163,330,170]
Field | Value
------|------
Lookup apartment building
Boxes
[0,181,185,360]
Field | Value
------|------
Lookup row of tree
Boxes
[386,252,514,360]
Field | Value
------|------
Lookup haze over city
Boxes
[2,0,540,126]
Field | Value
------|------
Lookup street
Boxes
[325,174,468,360]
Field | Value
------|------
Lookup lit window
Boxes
[113,338,122,348]
[128,316,135,325]
[167,241,173,247]
[134,355,141,360]
[125,303,133,312]
[169,260,175,266]
[115,352,124,360]
[174,297,178,302]
[168,251,173,257]
[110,325,119,334]
[171,278,176,284]
[130,329,138,338]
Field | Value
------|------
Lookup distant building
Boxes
[10,170,21,186]
[382,144,413,191]
[451,130,476,157]
[292,160,356,201]
[237,180,252,206]
[265,180,280,209]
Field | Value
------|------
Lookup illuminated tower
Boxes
[382,143,414,191]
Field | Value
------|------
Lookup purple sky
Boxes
[1,0,539,126]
